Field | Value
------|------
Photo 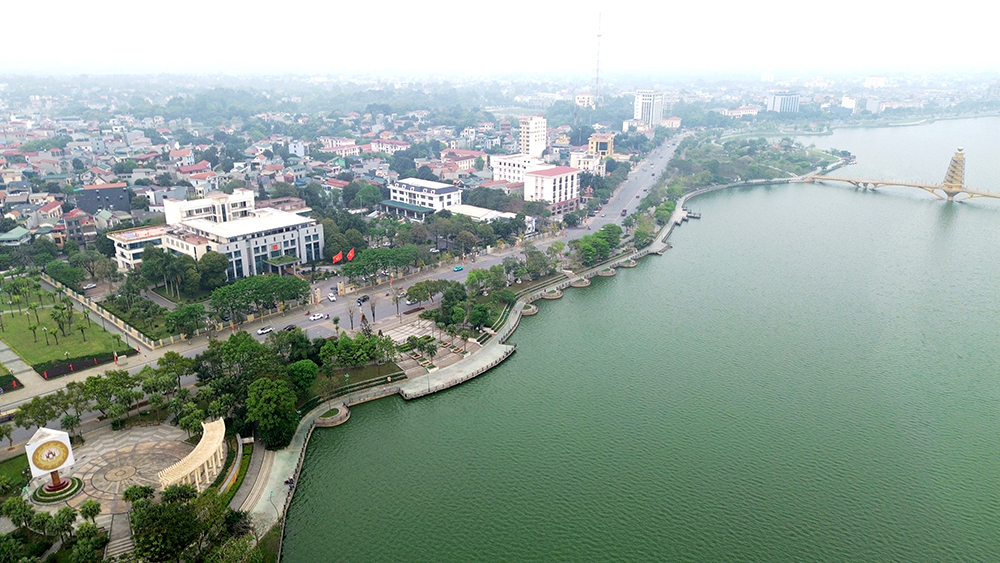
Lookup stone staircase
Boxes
[104,513,134,559]
[104,536,135,559]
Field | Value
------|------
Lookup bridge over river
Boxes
[807,148,999,202]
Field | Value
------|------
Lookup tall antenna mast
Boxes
[594,13,602,109]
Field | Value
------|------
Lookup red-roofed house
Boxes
[523,166,580,215]
[177,160,212,175]
[169,149,195,166]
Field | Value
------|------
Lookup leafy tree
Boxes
[0,424,12,449]
[245,378,298,449]
[131,195,150,210]
[79,499,102,524]
[130,493,199,563]
[286,360,319,396]
[198,251,230,291]
[1,496,35,533]
[166,304,208,338]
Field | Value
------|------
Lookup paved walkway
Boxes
[0,339,42,393]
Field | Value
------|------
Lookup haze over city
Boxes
[5,0,998,76]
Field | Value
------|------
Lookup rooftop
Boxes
[108,226,168,242]
[526,166,579,177]
[182,208,313,239]
[396,178,458,193]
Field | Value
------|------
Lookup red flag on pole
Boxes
[332,251,343,264]
[347,248,355,261]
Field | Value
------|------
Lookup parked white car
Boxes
[82,283,98,290]
[328,293,337,302]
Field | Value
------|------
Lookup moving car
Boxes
[328,293,337,302]
[357,294,370,306]
[309,313,325,321]
[82,283,97,290]
[621,209,628,216]
[601,213,607,217]
[283,325,297,331]
[454,265,464,272]
[257,326,273,335]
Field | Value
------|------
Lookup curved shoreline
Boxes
[267,176,771,561]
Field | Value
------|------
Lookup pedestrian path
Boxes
[0,338,43,390]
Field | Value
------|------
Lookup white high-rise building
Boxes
[766,92,800,113]
[633,90,664,128]
[518,116,547,158]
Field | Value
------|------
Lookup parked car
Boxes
[82,283,97,290]
[405,298,415,305]
[257,326,273,335]
[454,265,464,272]
[357,294,370,306]
[283,325,297,331]
[429,248,440,253]
[328,293,337,302]
[309,313,325,321]
[601,213,607,217]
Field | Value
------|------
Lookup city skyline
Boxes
[3,0,998,77]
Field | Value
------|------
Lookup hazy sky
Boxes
[4,0,997,77]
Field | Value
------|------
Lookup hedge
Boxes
[32,348,140,379]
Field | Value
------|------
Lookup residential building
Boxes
[663,116,682,129]
[381,178,460,221]
[0,226,30,246]
[63,208,97,247]
[766,92,800,113]
[164,188,255,225]
[575,94,594,109]
[523,166,580,215]
[634,90,664,128]
[142,185,189,212]
[76,182,130,215]
[370,139,411,155]
[570,152,606,175]
[518,116,547,158]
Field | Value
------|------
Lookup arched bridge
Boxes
[806,148,999,202]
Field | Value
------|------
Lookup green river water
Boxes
[282,117,1000,562]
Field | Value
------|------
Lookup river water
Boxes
[282,118,1000,562]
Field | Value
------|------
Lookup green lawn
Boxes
[0,306,127,366]
[152,285,212,305]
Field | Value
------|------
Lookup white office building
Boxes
[518,115,547,158]
[164,188,255,225]
[766,92,800,113]
[523,166,580,215]
[111,194,323,280]
[491,154,548,183]
[633,90,664,128]
[381,178,460,221]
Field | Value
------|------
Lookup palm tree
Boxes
[78,325,87,342]
[27,325,37,343]
[83,310,91,327]
[112,333,123,351]
[28,302,39,323]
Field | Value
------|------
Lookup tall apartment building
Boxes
[518,116,547,158]
[633,90,664,128]
[766,92,800,113]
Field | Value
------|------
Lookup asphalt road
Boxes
[2,139,689,446]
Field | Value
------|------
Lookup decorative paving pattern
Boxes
[31,425,194,514]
